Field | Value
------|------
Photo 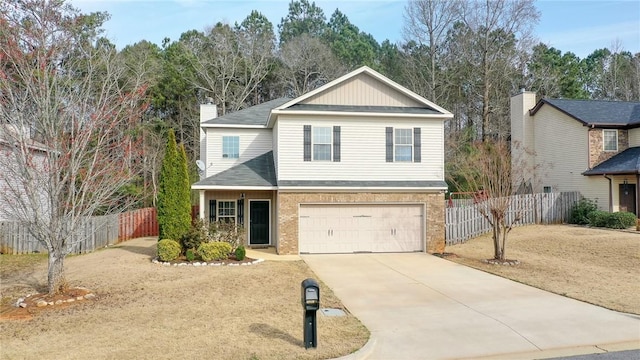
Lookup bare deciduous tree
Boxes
[0,0,148,294]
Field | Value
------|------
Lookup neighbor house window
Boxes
[603,130,617,151]
[217,200,236,223]
[222,136,239,158]
[543,186,552,193]
[394,128,413,162]
[312,126,332,161]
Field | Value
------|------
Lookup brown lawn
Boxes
[446,224,640,315]
[0,238,368,360]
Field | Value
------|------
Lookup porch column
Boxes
[199,190,205,220]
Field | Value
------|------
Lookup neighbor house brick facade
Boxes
[511,92,640,216]
[192,66,453,254]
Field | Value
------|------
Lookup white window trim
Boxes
[217,199,236,223]
[312,126,332,161]
[394,128,413,162]
[603,129,618,152]
[222,136,240,159]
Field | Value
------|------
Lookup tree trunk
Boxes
[492,222,502,260]
[47,249,66,295]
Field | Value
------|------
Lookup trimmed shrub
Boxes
[588,211,637,229]
[157,239,181,262]
[198,242,232,262]
[185,249,196,262]
[606,212,636,229]
[569,198,598,225]
[235,245,246,261]
[209,221,245,249]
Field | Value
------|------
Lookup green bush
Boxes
[198,242,232,262]
[588,211,637,229]
[569,198,598,225]
[606,212,636,229]
[157,239,181,262]
[235,245,246,261]
[185,249,196,262]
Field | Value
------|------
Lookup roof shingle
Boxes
[583,147,640,175]
[531,99,640,127]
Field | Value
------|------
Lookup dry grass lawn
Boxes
[0,238,368,360]
[447,224,640,314]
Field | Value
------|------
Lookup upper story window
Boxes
[222,136,239,158]
[394,129,413,162]
[313,126,332,161]
[603,130,617,151]
[303,125,341,162]
[386,127,421,163]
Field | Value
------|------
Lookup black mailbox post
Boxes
[301,278,320,349]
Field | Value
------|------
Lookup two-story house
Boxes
[192,66,453,255]
[511,91,640,216]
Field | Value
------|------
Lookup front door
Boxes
[249,200,270,245]
[619,184,636,215]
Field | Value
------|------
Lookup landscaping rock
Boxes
[36,300,48,307]
[84,293,96,300]
[19,303,27,308]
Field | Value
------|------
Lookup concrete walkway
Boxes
[302,253,640,360]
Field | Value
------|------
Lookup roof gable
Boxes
[272,66,452,118]
[530,98,640,128]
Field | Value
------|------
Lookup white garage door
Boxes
[299,204,424,254]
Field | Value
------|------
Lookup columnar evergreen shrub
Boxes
[157,239,181,262]
[157,129,192,241]
[235,245,246,261]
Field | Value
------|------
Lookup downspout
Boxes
[603,174,612,212]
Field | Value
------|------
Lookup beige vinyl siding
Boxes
[205,128,272,177]
[300,73,423,107]
[272,122,279,174]
[629,128,640,147]
[276,114,444,182]
[510,92,537,187]
[532,106,610,211]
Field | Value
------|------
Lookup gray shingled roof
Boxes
[583,147,640,175]
[531,99,640,127]
[278,180,448,188]
[287,104,443,115]
[193,151,277,187]
[202,98,291,126]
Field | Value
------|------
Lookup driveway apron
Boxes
[302,253,640,360]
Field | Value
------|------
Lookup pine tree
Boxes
[157,129,192,240]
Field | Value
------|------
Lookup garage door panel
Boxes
[299,204,423,254]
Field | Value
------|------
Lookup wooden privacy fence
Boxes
[445,192,581,245]
[0,207,158,255]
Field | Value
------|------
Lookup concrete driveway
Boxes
[302,253,640,360]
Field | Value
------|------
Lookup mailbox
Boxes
[301,278,320,311]
[301,278,320,349]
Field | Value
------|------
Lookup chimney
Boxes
[199,99,217,176]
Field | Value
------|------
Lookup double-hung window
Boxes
[394,129,413,162]
[303,125,341,162]
[313,126,332,161]
[386,127,421,162]
[222,136,239,158]
[603,130,617,152]
[217,200,236,223]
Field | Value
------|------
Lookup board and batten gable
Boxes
[531,105,609,209]
[629,128,640,147]
[300,73,424,107]
[275,114,444,182]
[204,127,272,178]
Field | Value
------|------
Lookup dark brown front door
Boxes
[619,184,636,215]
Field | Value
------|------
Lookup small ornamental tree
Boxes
[157,129,191,241]
[450,140,534,261]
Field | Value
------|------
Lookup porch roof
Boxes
[583,147,640,175]
[192,151,277,188]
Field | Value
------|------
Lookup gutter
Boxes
[603,174,613,212]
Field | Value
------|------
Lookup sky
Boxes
[71,0,640,59]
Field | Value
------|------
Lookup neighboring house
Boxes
[192,66,453,255]
[0,126,49,222]
[511,91,640,216]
